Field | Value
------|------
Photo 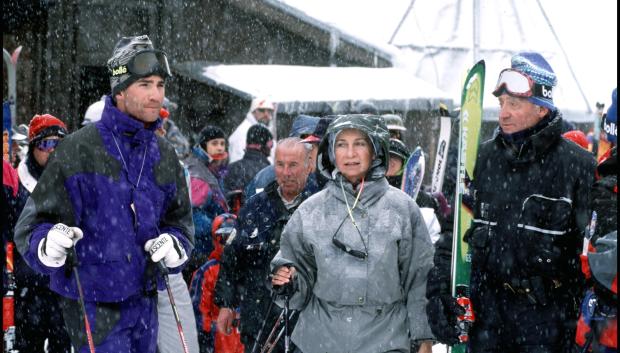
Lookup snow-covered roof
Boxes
[174,61,453,114]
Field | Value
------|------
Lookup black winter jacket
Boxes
[223,148,270,195]
[427,113,597,348]
[214,179,319,347]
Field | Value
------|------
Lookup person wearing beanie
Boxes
[562,130,590,150]
[426,51,597,351]
[12,113,72,352]
[228,97,277,163]
[181,125,230,285]
[17,114,68,193]
[14,35,195,353]
[224,124,273,207]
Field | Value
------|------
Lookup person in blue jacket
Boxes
[14,34,194,353]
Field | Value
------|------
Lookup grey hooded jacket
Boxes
[271,114,435,353]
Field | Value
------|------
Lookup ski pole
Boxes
[263,311,297,353]
[155,261,190,353]
[283,294,290,353]
[69,248,96,353]
[251,293,277,353]
[259,309,284,353]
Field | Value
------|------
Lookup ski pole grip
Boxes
[156,260,169,275]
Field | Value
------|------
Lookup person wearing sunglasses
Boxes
[425,52,597,352]
[14,35,196,353]
[13,113,73,352]
[228,97,277,164]
[271,114,435,353]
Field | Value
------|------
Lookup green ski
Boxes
[449,59,485,353]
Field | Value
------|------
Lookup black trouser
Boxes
[469,278,577,353]
[15,285,72,353]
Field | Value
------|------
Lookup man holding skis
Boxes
[14,35,194,353]
[426,52,596,351]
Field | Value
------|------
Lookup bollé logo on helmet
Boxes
[541,85,553,99]
[112,65,128,76]
[603,120,617,137]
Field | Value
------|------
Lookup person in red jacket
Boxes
[190,213,244,353]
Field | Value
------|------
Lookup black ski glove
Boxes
[426,294,465,345]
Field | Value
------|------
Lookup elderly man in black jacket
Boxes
[215,137,319,353]
[426,52,596,352]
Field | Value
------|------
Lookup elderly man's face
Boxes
[498,94,548,134]
[275,143,311,201]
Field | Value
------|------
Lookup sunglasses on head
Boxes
[36,139,61,152]
[492,68,553,99]
[111,49,172,79]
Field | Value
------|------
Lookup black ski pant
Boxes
[15,285,72,353]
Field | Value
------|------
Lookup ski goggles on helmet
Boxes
[36,138,61,152]
[111,49,172,79]
[492,68,553,100]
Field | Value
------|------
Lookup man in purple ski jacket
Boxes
[14,35,194,353]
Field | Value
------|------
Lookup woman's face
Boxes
[205,138,226,156]
[334,129,373,184]
[386,155,403,176]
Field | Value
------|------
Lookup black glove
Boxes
[426,294,465,345]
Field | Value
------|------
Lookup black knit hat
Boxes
[198,125,226,146]
[246,124,273,145]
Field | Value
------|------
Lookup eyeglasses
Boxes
[111,50,171,79]
[36,139,61,152]
[331,215,368,260]
[492,68,553,100]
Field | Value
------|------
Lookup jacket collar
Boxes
[327,175,390,208]
[493,110,564,164]
[100,95,158,145]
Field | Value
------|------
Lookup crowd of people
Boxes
[2,34,617,353]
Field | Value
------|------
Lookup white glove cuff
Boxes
[38,238,66,268]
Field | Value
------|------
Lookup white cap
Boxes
[250,97,276,112]
[83,98,106,125]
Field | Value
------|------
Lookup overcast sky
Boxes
[282,0,617,110]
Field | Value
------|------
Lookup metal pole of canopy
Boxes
[473,0,481,64]
[535,0,592,114]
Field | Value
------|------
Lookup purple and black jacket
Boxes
[14,96,194,303]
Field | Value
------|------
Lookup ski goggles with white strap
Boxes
[110,49,172,79]
[492,68,553,100]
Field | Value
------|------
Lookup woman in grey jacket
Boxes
[271,114,435,353]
